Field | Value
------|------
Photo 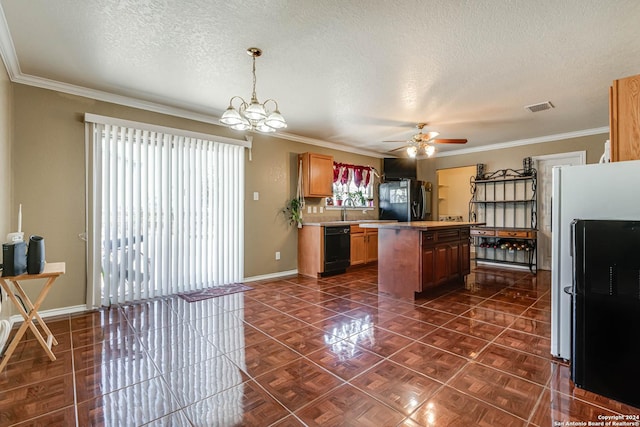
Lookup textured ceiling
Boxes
[1,0,639,157]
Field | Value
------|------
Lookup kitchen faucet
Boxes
[341,196,355,221]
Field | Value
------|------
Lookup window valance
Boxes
[333,162,374,188]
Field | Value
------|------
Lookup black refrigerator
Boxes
[571,219,640,408]
[379,179,430,222]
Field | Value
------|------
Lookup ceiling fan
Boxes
[386,123,467,158]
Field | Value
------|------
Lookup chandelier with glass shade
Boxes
[219,48,287,133]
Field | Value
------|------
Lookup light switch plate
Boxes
[253,192,259,201]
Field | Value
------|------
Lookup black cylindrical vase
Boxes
[27,235,45,274]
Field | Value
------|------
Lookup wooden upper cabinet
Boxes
[300,153,333,197]
[610,74,640,162]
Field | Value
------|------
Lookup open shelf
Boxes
[469,162,537,273]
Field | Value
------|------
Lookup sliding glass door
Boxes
[86,116,246,307]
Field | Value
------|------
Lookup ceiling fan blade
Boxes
[387,145,407,153]
[433,138,467,144]
[417,131,440,141]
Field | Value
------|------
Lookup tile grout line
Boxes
[435,294,551,423]
[25,268,634,426]
[69,315,80,427]
[527,383,548,426]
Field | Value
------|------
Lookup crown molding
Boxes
[9,72,388,158]
[0,9,607,161]
[433,127,610,158]
[274,131,387,158]
[4,67,611,161]
[14,72,228,124]
[0,5,19,79]
[0,8,384,159]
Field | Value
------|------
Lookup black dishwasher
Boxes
[323,225,351,276]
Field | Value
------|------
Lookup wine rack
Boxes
[469,162,537,273]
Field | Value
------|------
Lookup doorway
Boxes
[436,165,476,221]
[533,152,586,270]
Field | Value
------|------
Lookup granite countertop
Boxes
[302,219,398,226]
[359,221,483,230]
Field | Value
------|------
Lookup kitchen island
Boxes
[359,221,480,299]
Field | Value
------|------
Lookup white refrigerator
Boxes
[551,160,640,360]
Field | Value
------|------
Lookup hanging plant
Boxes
[284,198,303,228]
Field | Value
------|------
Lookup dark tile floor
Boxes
[1,265,639,426]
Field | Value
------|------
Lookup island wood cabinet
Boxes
[610,73,640,162]
[299,152,333,197]
[350,224,378,266]
[374,223,473,299]
[421,228,470,290]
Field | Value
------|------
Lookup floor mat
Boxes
[177,284,253,302]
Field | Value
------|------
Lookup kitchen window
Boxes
[330,162,376,208]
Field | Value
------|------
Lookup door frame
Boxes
[532,151,586,270]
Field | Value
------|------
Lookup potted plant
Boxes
[284,198,303,228]
[351,190,366,207]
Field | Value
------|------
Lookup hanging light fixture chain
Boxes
[251,53,258,102]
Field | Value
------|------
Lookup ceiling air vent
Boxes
[524,101,554,113]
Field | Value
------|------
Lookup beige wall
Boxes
[0,63,12,320]
[9,82,609,312]
[436,165,476,220]
[12,83,381,310]
[245,138,381,278]
[418,133,607,219]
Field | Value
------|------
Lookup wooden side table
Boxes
[0,262,66,372]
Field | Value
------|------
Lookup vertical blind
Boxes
[86,115,247,307]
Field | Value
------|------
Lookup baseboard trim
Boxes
[0,319,11,354]
[4,271,298,326]
[9,304,88,325]
[243,269,298,283]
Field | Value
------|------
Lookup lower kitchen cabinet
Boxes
[298,225,324,277]
[350,225,378,266]
[298,222,379,278]
[421,247,436,288]
[421,228,470,291]
[375,224,473,299]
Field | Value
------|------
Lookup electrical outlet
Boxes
[320,207,324,213]
[312,206,317,213]
[275,251,281,260]
[307,206,312,214]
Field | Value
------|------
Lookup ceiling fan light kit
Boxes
[406,142,436,158]
[391,123,467,158]
[406,145,419,158]
[220,47,287,133]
